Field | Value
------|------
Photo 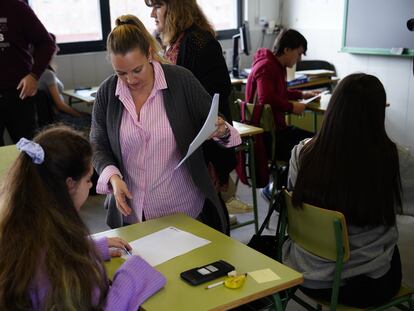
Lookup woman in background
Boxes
[284,73,402,307]
[37,34,91,130]
[146,0,236,195]
[0,125,165,310]
[91,15,241,233]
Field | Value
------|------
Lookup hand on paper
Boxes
[302,90,320,99]
[210,116,229,139]
[110,175,133,216]
[107,237,132,257]
[17,74,38,99]
[292,101,306,115]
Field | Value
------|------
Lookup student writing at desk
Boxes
[90,15,241,233]
[245,29,317,199]
[0,126,165,310]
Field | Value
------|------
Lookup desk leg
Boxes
[247,136,259,233]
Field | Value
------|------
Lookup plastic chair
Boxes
[296,60,337,92]
[278,190,414,311]
[296,60,336,74]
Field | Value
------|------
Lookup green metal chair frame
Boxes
[278,190,414,311]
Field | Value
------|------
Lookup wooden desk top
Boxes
[233,121,264,137]
[93,214,303,311]
[0,145,19,181]
[63,87,99,104]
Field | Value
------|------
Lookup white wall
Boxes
[53,0,414,151]
[281,0,414,150]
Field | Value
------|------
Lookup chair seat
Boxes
[310,285,414,311]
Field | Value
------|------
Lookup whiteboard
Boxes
[342,0,414,56]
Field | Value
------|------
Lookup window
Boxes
[29,0,242,55]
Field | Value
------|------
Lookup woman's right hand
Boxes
[292,101,306,115]
[110,175,133,216]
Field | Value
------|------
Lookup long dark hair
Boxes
[0,126,107,310]
[292,73,402,227]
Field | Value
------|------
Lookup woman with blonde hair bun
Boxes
[91,14,241,233]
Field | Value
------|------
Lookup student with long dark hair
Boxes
[284,73,402,308]
[0,126,165,310]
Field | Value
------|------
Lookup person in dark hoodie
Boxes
[0,0,55,145]
[245,29,316,199]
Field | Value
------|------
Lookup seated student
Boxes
[0,126,166,310]
[90,15,241,234]
[37,34,91,130]
[245,29,317,199]
[283,73,402,308]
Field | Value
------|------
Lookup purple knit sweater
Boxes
[28,237,166,310]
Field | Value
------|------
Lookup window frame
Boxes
[30,0,242,55]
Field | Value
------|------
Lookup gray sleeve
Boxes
[287,138,311,190]
[37,69,56,92]
[90,81,119,175]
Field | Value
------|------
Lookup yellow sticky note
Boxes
[248,269,281,283]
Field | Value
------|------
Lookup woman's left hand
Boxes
[211,116,229,139]
[107,237,132,257]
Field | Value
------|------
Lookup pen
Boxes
[123,247,132,256]
[205,280,224,289]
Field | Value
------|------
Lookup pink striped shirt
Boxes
[97,61,241,224]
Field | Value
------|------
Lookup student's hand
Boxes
[107,237,132,257]
[292,101,306,115]
[210,116,229,139]
[302,90,320,99]
[17,74,38,99]
[110,175,133,216]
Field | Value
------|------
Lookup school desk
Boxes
[63,87,98,106]
[232,121,264,233]
[0,144,19,181]
[290,93,332,132]
[92,213,303,311]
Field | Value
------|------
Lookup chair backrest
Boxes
[0,145,19,182]
[296,60,336,75]
[34,90,55,129]
[283,190,350,262]
[231,99,275,132]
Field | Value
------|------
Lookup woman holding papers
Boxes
[90,15,241,233]
[0,126,165,310]
[246,29,316,199]
[146,0,236,195]
[284,73,402,307]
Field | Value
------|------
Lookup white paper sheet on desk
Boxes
[121,226,210,266]
[175,93,219,169]
[299,90,329,105]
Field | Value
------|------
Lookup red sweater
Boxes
[0,0,55,90]
[245,48,302,131]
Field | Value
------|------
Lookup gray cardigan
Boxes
[90,64,226,232]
